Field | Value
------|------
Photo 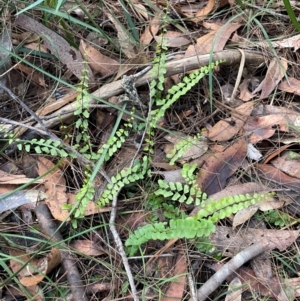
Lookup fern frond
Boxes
[154,179,203,205]
[197,192,273,222]
[125,217,215,256]
[98,156,150,206]
[151,60,224,127]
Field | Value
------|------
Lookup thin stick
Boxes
[35,204,88,301]
[190,242,269,301]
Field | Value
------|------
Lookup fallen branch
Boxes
[33,49,265,130]
[35,204,88,301]
[190,242,269,301]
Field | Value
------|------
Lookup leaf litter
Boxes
[1,1,300,300]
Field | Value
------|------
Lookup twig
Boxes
[190,242,269,301]
[109,193,139,301]
[188,273,197,301]
[13,50,264,132]
[230,48,245,102]
[35,204,88,301]
[0,118,111,183]
[0,81,49,134]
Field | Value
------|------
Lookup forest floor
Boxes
[1,0,300,300]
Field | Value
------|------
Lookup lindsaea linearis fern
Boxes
[125,162,274,256]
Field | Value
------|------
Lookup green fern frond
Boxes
[125,217,215,256]
[98,156,150,206]
[97,120,133,161]
[18,138,70,158]
[150,60,224,128]
[154,179,202,205]
[74,170,95,219]
[167,134,201,165]
[198,192,274,222]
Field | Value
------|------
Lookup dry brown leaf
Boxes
[15,15,94,82]
[210,226,300,257]
[14,63,47,87]
[225,277,242,301]
[256,163,300,193]
[115,54,148,79]
[36,157,69,221]
[232,206,260,228]
[10,248,61,287]
[278,77,300,96]
[185,22,241,57]
[245,115,290,143]
[140,14,161,47]
[196,138,247,195]
[80,40,119,77]
[238,79,254,101]
[22,42,48,53]
[162,254,187,301]
[207,102,253,141]
[11,31,39,44]
[257,34,300,51]
[252,58,288,99]
[155,31,190,48]
[164,131,208,162]
[195,0,229,21]
[271,151,300,179]
[153,169,184,183]
[105,11,137,59]
[71,240,105,256]
[0,170,44,185]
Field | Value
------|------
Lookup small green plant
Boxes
[126,180,273,256]
[256,209,293,227]
[154,163,202,205]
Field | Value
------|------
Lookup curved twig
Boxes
[190,242,269,301]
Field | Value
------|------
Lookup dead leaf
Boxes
[259,34,300,51]
[14,63,47,87]
[195,0,229,21]
[185,22,241,57]
[140,14,161,47]
[255,164,300,192]
[71,240,105,256]
[153,169,184,183]
[105,11,137,59]
[196,138,247,195]
[245,115,289,144]
[80,40,119,77]
[15,15,94,82]
[10,247,61,286]
[232,206,260,228]
[115,54,148,79]
[238,79,254,101]
[225,277,242,301]
[0,170,43,185]
[155,31,190,48]
[164,131,208,162]
[207,102,253,141]
[271,151,300,179]
[36,157,69,221]
[67,193,112,217]
[210,226,300,256]
[162,254,187,301]
[252,58,288,99]
[22,42,48,53]
[278,77,300,96]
